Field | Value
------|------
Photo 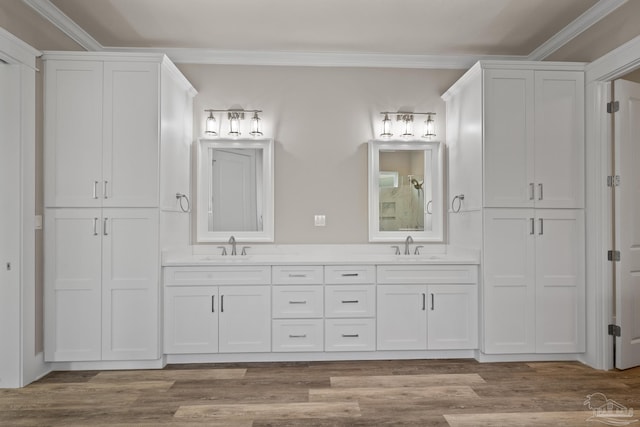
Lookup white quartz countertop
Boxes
[162,245,479,266]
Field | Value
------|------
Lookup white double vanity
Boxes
[42,52,585,371]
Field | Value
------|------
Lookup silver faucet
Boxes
[229,235,237,256]
[404,235,413,255]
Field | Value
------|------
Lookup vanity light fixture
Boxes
[204,108,264,138]
[379,111,436,139]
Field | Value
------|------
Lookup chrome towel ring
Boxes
[176,193,191,213]
[451,194,465,213]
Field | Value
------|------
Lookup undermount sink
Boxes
[197,255,253,263]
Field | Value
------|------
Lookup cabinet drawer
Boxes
[325,285,375,318]
[272,286,323,318]
[376,265,477,284]
[325,319,375,352]
[272,266,323,285]
[272,319,324,352]
[324,265,375,284]
[164,266,271,285]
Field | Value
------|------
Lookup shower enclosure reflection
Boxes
[368,140,443,242]
[197,138,274,242]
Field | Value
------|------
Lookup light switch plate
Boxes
[314,215,326,227]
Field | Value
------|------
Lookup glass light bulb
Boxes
[401,114,413,138]
[229,112,241,137]
[250,112,263,137]
[205,112,217,136]
[423,114,436,138]
[380,113,392,138]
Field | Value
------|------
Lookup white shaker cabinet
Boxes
[45,59,160,208]
[483,68,584,209]
[376,265,478,351]
[218,286,271,353]
[483,208,585,354]
[45,208,159,361]
[164,286,219,354]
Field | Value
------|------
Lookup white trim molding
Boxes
[527,0,628,60]
[0,27,41,68]
[20,0,102,51]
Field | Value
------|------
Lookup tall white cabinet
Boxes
[443,61,586,357]
[43,53,196,363]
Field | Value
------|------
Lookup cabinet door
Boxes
[483,69,535,208]
[164,286,218,354]
[534,71,585,208]
[103,62,159,207]
[44,209,102,361]
[427,285,477,350]
[44,60,103,207]
[377,285,427,350]
[535,209,585,353]
[101,208,159,360]
[219,286,271,353]
[483,209,536,354]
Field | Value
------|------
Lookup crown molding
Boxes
[102,46,523,69]
[21,0,102,51]
[23,0,627,68]
[0,27,41,68]
[527,0,628,60]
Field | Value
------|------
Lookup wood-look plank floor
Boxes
[1,359,639,426]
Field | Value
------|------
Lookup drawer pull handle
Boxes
[341,273,359,277]
[289,334,307,338]
[342,334,359,338]
[288,274,307,278]
[341,300,359,304]
[289,300,307,304]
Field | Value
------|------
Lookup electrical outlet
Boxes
[314,215,326,227]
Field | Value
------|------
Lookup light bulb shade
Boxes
[205,112,217,136]
[380,113,392,138]
[228,112,241,136]
[250,112,263,137]
[400,114,413,138]
[423,115,436,138]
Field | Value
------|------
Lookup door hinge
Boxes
[608,324,621,337]
[607,101,620,113]
[607,175,620,187]
[608,250,621,262]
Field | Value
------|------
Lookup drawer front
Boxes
[272,266,323,285]
[164,266,271,285]
[325,285,376,318]
[324,265,375,284]
[272,319,324,352]
[272,286,324,318]
[376,265,478,284]
[325,319,375,352]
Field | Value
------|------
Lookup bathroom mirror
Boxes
[197,138,274,242]
[368,140,443,242]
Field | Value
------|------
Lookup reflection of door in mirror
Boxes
[208,148,263,232]
[378,150,430,232]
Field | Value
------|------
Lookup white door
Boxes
[377,285,427,350]
[427,285,478,350]
[534,209,585,353]
[614,79,640,369]
[0,63,21,386]
[103,62,159,208]
[44,209,102,361]
[211,149,257,231]
[483,69,535,208]
[102,208,159,360]
[44,60,103,207]
[534,71,585,209]
[164,286,219,354]
[483,208,536,354]
[218,285,271,352]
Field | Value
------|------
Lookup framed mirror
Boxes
[368,140,443,242]
[197,138,274,242]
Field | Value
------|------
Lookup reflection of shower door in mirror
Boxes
[210,149,257,232]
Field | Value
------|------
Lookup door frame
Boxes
[584,34,640,370]
[0,27,46,387]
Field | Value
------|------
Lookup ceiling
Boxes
[21,0,628,67]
